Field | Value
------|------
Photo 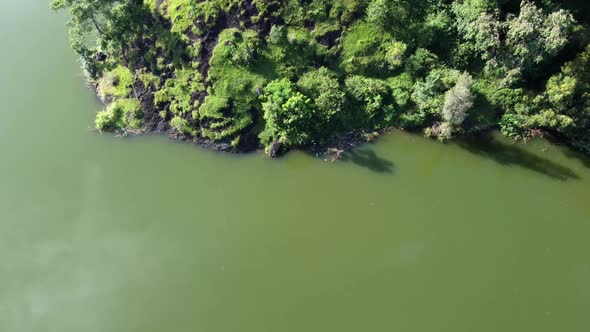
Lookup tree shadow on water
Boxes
[457,133,580,181]
[340,148,395,174]
[562,148,590,169]
[543,135,590,169]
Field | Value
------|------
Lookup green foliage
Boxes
[137,70,161,90]
[345,75,395,125]
[455,0,576,83]
[442,72,475,126]
[297,67,345,122]
[154,67,204,116]
[144,0,159,13]
[366,0,413,36]
[203,28,271,141]
[199,95,231,119]
[259,78,315,147]
[265,27,318,79]
[51,0,119,61]
[214,29,261,66]
[432,72,476,140]
[499,113,530,140]
[55,0,590,155]
[405,48,439,78]
[340,21,404,75]
[96,98,143,131]
[269,25,287,45]
[170,116,197,136]
[546,74,577,106]
[411,68,460,116]
[388,73,414,107]
[164,0,198,34]
[98,66,134,100]
[366,0,390,28]
[385,41,408,70]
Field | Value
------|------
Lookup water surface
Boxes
[1,1,590,331]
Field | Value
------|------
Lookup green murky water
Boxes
[1,1,590,331]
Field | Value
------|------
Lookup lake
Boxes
[1,1,589,331]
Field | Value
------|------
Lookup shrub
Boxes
[405,48,438,78]
[199,95,231,119]
[269,25,287,44]
[366,0,390,28]
[259,78,315,147]
[170,116,197,136]
[411,68,459,116]
[388,73,414,107]
[213,29,261,67]
[154,67,204,116]
[345,75,395,124]
[499,113,530,140]
[385,41,408,70]
[297,67,345,122]
[95,98,142,131]
[340,21,395,74]
[97,66,134,100]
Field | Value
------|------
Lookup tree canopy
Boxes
[53,0,590,155]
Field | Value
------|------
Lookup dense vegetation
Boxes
[53,0,590,155]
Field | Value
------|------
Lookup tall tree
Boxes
[52,0,120,57]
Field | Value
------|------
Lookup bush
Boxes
[405,48,438,78]
[199,95,231,119]
[259,78,315,147]
[384,41,408,70]
[388,73,414,107]
[214,29,261,66]
[499,113,530,140]
[154,67,204,116]
[97,66,134,100]
[345,75,395,125]
[95,98,142,131]
[269,25,287,44]
[297,67,345,122]
[340,21,396,75]
[366,0,390,28]
[411,68,459,116]
[170,116,197,136]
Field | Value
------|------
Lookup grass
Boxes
[163,0,198,34]
[96,98,143,131]
[154,67,204,116]
[339,21,398,76]
[171,116,197,136]
[200,28,275,142]
[97,66,134,100]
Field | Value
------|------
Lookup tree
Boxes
[52,0,150,75]
[269,25,286,44]
[504,1,575,75]
[259,79,315,147]
[366,0,390,28]
[345,75,395,125]
[442,72,475,127]
[405,48,438,78]
[411,68,460,116]
[51,0,119,56]
[297,67,345,122]
[384,41,408,70]
[455,0,575,84]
